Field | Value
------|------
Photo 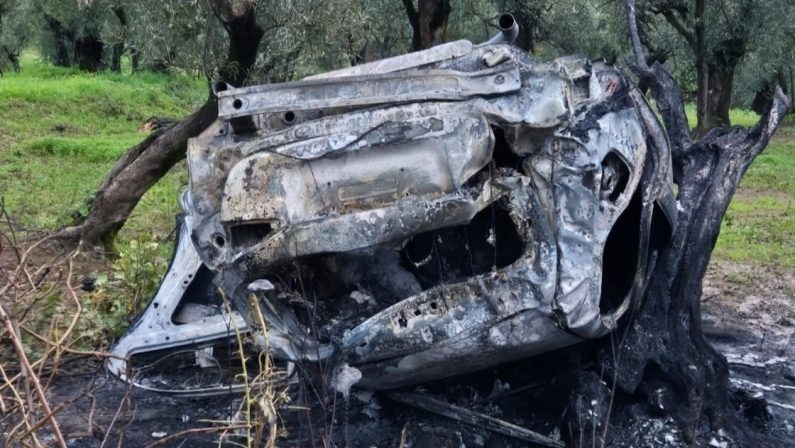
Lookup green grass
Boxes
[680,105,795,267]
[715,192,795,267]
[0,52,206,238]
[682,103,762,129]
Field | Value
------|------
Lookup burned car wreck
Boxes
[108,16,676,393]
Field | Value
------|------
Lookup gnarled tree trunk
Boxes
[58,0,264,249]
[564,1,791,446]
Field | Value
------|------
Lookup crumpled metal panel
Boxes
[175,39,676,390]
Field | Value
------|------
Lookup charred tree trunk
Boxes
[58,0,264,248]
[564,2,792,446]
[401,0,452,51]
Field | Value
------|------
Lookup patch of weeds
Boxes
[79,235,169,347]
[723,270,751,285]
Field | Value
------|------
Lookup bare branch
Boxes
[1,302,67,447]
[660,9,696,49]
[623,0,692,154]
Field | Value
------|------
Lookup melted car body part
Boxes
[109,18,675,393]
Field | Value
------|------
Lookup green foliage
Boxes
[79,235,169,346]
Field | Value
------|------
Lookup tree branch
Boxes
[741,86,791,164]
[401,0,419,27]
[660,9,696,50]
[624,0,693,155]
[624,0,647,69]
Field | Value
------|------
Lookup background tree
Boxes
[402,0,452,51]
[108,1,128,72]
[0,0,33,72]
[35,0,108,71]
[634,0,777,133]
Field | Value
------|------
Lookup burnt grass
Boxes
[37,263,795,448]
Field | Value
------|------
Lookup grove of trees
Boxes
[1,0,792,116]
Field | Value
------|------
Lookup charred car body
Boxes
[108,16,676,392]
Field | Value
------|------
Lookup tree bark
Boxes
[401,0,452,51]
[565,3,792,445]
[706,62,734,128]
[42,13,73,67]
[68,100,218,248]
[74,33,103,72]
[110,4,129,73]
[59,0,264,248]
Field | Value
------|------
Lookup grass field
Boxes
[0,53,206,242]
[0,55,792,267]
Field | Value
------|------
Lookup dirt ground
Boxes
[702,262,795,423]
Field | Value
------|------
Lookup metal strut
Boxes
[107,218,250,396]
